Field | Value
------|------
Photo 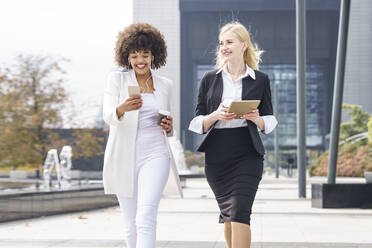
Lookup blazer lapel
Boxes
[241,76,255,100]
[151,71,169,112]
[242,75,262,134]
[152,72,163,109]
[212,73,223,111]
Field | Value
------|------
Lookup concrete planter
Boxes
[9,170,28,179]
[0,186,117,223]
[312,183,372,208]
[71,170,102,180]
[365,171,372,184]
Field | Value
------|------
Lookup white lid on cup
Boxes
[158,110,170,116]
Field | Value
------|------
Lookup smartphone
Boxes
[128,85,141,97]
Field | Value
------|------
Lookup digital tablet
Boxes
[227,100,260,118]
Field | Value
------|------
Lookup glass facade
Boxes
[180,1,340,169]
[260,64,325,149]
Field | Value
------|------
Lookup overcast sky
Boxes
[0,0,132,127]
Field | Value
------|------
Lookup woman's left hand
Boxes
[241,109,265,131]
[161,116,173,133]
[241,109,260,121]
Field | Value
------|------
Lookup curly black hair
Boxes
[115,23,167,69]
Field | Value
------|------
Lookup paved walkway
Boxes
[0,175,372,248]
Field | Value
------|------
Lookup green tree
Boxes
[1,54,106,171]
[0,55,68,168]
[72,128,105,159]
[340,104,370,141]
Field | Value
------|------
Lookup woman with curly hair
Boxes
[102,23,182,248]
[189,22,277,248]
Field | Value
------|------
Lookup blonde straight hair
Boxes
[215,22,263,70]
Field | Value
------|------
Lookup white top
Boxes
[138,93,161,130]
[188,64,278,134]
[136,93,168,157]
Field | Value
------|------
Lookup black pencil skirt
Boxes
[204,127,263,226]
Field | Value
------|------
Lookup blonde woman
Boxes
[189,22,277,248]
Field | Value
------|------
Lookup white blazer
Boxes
[102,69,183,198]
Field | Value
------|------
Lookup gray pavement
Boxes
[0,175,372,248]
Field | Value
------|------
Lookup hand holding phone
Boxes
[116,86,142,117]
[158,110,170,125]
[158,110,172,133]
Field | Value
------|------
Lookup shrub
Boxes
[184,150,205,168]
[309,142,372,177]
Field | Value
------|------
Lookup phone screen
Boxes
[128,85,140,96]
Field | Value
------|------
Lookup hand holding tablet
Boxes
[222,100,261,119]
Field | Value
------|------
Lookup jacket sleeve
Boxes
[259,115,278,134]
[103,72,125,126]
[195,73,208,116]
[166,78,174,137]
[188,73,209,134]
[259,75,274,116]
[258,75,278,134]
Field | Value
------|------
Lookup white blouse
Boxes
[189,64,278,135]
[137,93,161,130]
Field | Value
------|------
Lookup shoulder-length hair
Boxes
[215,22,263,70]
[115,22,167,69]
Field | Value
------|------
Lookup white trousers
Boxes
[117,128,169,248]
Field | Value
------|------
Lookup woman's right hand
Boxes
[116,95,143,118]
[212,103,236,121]
[202,103,236,132]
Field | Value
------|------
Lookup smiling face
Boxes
[128,50,152,76]
[219,30,247,63]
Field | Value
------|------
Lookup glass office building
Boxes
[180,0,340,167]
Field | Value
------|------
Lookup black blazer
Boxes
[194,69,274,156]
